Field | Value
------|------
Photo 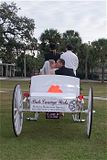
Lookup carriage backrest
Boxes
[30,75,80,97]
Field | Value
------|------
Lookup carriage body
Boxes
[12,75,94,137]
[29,75,81,113]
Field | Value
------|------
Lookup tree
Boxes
[91,39,107,83]
[40,29,61,45]
[35,53,44,70]
[78,41,101,80]
[61,30,82,54]
[77,43,88,78]
[39,29,61,56]
[16,54,37,77]
[29,37,38,55]
[0,2,35,63]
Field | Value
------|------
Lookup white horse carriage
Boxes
[12,75,94,138]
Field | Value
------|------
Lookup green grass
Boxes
[81,81,107,97]
[0,80,30,91]
[0,80,107,160]
[0,80,107,97]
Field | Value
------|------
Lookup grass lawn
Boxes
[0,80,107,160]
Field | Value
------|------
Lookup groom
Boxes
[55,59,75,77]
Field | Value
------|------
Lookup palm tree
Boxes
[40,29,61,45]
[92,39,107,83]
[39,29,61,56]
[61,30,82,54]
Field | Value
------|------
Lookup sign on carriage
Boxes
[30,96,77,112]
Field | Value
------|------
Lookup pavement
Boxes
[0,77,106,101]
[0,77,107,83]
[84,96,107,101]
[0,77,30,81]
[0,89,106,101]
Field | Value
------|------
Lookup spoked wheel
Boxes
[12,84,23,136]
[86,87,93,138]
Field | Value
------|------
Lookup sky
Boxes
[1,0,107,43]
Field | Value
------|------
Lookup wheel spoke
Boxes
[15,114,19,131]
[14,110,19,120]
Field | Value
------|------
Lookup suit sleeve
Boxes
[55,69,60,75]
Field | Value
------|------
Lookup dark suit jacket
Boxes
[55,66,75,77]
[44,52,60,62]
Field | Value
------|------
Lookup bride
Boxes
[40,59,56,75]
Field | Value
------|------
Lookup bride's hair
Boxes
[40,60,55,75]
[49,59,55,66]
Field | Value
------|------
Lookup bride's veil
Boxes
[40,61,51,75]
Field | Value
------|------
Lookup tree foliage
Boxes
[39,29,61,55]
[40,29,61,45]
[0,2,35,63]
[0,2,107,81]
[16,54,37,77]
[61,30,82,53]
[91,39,107,82]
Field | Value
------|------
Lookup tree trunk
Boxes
[101,65,104,83]
[85,54,88,79]
[24,56,26,77]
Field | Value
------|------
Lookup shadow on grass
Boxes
[16,114,88,141]
[1,112,88,141]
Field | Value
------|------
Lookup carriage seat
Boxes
[30,75,80,97]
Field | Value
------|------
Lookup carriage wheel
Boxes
[86,87,93,138]
[12,84,23,136]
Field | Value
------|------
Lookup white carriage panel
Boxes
[30,75,80,97]
[30,93,77,113]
